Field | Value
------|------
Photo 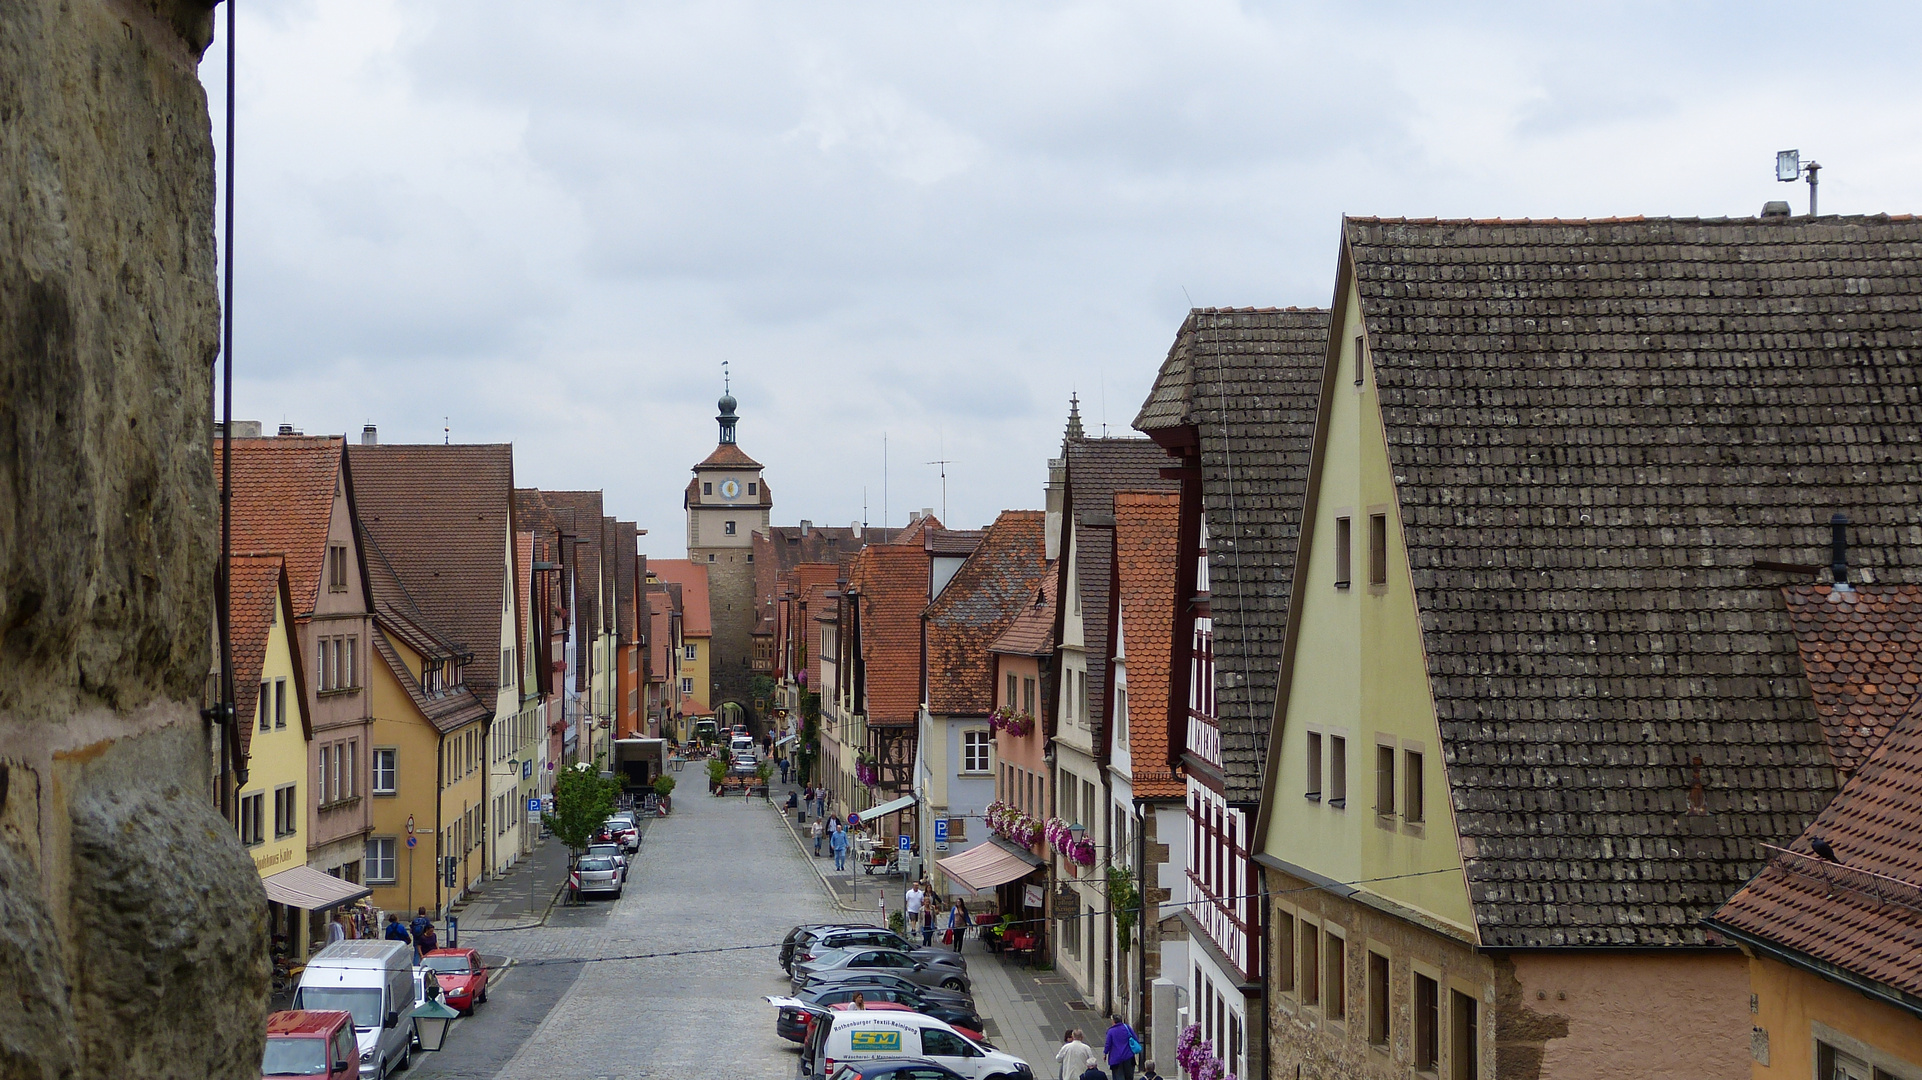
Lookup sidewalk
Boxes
[447,832,572,933]
[765,772,1098,1072]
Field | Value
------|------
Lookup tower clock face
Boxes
[719,479,741,499]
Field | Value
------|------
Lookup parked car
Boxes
[827,1058,970,1080]
[793,927,965,972]
[291,940,417,1079]
[771,999,988,1053]
[420,948,488,1014]
[585,842,629,882]
[603,813,640,852]
[262,1010,359,1080]
[783,923,861,970]
[792,949,971,994]
[572,855,622,899]
[798,969,975,1011]
[798,1007,1028,1080]
[797,984,986,1039]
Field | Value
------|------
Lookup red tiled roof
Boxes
[890,514,944,549]
[1710,696,1922,998]
[695,443,764,470]
[1114,491,1182,799]
[926,512,1047,715]
[652,560,711,637]
[371,628,488,735]
[347,444,517,702]
[990,569,1056,658]
[926,529,987,557]
[1782,585,1922,776]
[848,543,929,725]
[229,555,302,758]
[215,436,345,617]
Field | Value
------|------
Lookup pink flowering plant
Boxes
[854,755,879,787]
[985,800,1042,847]
[988,706,1034,738]
[1174,1023,1235,1080]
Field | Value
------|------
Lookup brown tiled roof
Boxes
[926,529,987,557]
[891,514,943,549]
[1062,439,1177,755]
[540,490,605,686]
[1114,491,1182,800]
[215,436,347,617]
[359,525,469,665]
[925,512,1048,715]
[990,569,1056,658]
[1135,308,1329,802]
[644,583,672,682]
[1709,698,1922,999]
[346,444,516,704]
[371,628,489,735]
[1783,585,1922,776]
[1339,214,1922,948]
[516,530,534,662]
[848,543,928,725]
[695,442,764,470]
[652,560,711,637]
[229,555,300,758]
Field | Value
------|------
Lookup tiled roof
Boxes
[516,530,534,665]
[1709,697,1922,999]
[695,442,764,470]
[346,444,516,705]
[359,525,469,665]
[891,514,944,549]
[1783,585,1922,776]
[644,583,672,682]
[925,512,1048,715]
[1135,308,1329,802]
[651,560,711,637]
[371,628,488,735]
[215,436,346,617]
[1342,214,1922,948]
[1062,439,1178,756]
[927,529,987,557]
[754,526,875,631]
[1114,491,1183,800]
[848,543,928,725]
[990,569,1056,659]
[539,490,606,687]
[229,555,292,759]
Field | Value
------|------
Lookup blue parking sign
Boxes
[933,818,949,843]
[527,797,541,814]
[899,833,911,853]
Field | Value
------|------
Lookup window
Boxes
[1816,1043,1876,1080]
[748,482,757,495]
[1451,989,1478,1079]
[724,521,737,536]
[1273,909,1295,993]
[1305,732,1322,800]
[1023,677,1036,715]
[318,744,333,804]
[502,648,514,686]
[274,679,287,728]
[1325,932,1346,1021]
[1335,517,1352,587]
[680,677,694,695]
[345,636,357,688]
[963,730,991,773]
[258,681,271,731]
[366,837,397,884]
[702,482,712,495]
[1116,686,1129,746]
[1354,334,1367,387]
[1329,736,1348,807]
[708,553,715,563]
[1369,513,1388,586]
[372,749,397,794]
[1299,921,1320,1005]
[1367,952,1390,1046]
[1007,673,1017,708]
[1414,973,1440,1072]
[686,643,698,661]
[317,640,331,691]
[239,792,265,845]
[1406,750,1425,823]
[274,784,297,837]
[1377,744,1396,816]
[946,816,966,840]
[327,545,348,591]
[345,741,357,798]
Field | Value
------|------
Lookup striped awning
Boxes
[262,865,372,910]
[938,838,1043,894]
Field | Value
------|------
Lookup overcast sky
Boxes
[202,2,1922,558]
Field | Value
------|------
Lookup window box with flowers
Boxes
[988,706,1035,739]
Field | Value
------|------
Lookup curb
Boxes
[775,798,864,913]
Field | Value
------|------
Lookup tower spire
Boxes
[1065,393,1085,441]
[717,364,739,445]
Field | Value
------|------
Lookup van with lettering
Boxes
[798,1008,1031,1080]
[292,940,417,1078]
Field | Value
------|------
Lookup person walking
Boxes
[1103,1015,1140,1080]
[831,821,850,871]
[1056,1030,1098,1080]
[904,880,924,936]
[779,756,791,784]
[944,900,969,951]
[1138,1062,1164,1080]
[919,886,938,947]
[326,913,347,945]
[383,912,414,961]
[811,816,825,856]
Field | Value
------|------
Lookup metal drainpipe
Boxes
[1134,796,1150,1032]
[435,730,445,919]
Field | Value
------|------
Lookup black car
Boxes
[782,923,873,971]
[791,927,965,973]
[798,969,974,1010]
[796,985,986,1038]
[826,1059,968,1080]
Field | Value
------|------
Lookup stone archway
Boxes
[716,699,764,739]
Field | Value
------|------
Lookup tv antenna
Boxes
[1776,150,1821,215]
[443,417,450,445]
[926,457,953,524]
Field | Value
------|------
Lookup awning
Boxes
[938,837,1044,894]
[849,794,916,826]
[262,865,372,910]
[775,733,799,749]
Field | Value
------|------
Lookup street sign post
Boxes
[898,833,911,853]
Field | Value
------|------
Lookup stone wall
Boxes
[0,2,268,1078]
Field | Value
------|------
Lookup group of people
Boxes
[1056,1018,1154,1080]
[377,907,439,962]
[904,880,972,950]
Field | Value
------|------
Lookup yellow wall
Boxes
[681,633,712,717]
[1264,278,1475,932]
[243,581,307,879]
[369,635,486,916]
[1751,953,1922,1080]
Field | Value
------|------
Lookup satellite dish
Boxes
[1776,149,1801,182]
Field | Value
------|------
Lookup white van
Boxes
[293,940,417,1078]
[730,735,757,759]
[798,1007,1032,1080]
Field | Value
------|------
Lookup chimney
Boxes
[1761,200,1792,220]
[851,521,862,539]
[800,520,812,536]
[1831,513,1852,590]
[908,510,923,523]
[1044,455,1066,561]
[277,423,296,436]
[362,424,378,445]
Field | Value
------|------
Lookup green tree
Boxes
[542,762,619,862]
[707,757,728,792]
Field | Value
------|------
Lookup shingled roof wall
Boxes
[926,511,1047,715]
[1114,491,1183,800]
[1345,214,1922,947]
[849,543,928,726]
[1135,308,1330,803]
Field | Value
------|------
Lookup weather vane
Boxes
[722,359,730,395]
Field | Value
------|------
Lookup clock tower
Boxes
[684,387,769,730]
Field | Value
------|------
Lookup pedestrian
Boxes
[1056,1029,1098,1080]
[831,822,850,871]
[383,913,411,954]
[905,880,925,935]
[1139,1062,1163,1080]
[779,756,791,784]
[410,907,432,943]
[1104,1015,1140,1080]
[849,992,866,1010]
[326,913,347,945]
[787,789,800,819]
[418,919,438,955]
[811,817,825,856]
[920,895,937,948]
[815,789,827,818]
[945,900,969,951]
[1078,1067,1108,1080]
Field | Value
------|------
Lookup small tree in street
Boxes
[543,761,619,865]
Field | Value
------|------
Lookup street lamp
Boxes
[411,997,459,1052]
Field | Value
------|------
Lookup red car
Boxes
[262,1010,357,1079]
[422,948,489,1014]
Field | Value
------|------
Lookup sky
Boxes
[201,2,1922,558]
